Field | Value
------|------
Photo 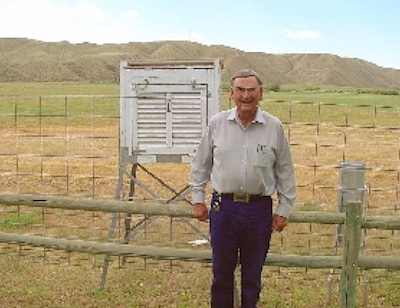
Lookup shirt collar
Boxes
[228,106,266,124]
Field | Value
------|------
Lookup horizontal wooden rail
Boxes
[0,192,193,217]
[1,192,400,230]
[1,232,399,270]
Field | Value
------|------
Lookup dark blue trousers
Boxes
[209,193,273,308]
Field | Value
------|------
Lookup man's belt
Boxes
[217,192,271,203]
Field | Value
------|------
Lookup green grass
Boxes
[224,89,400,128]
[0,82,119,96]
[0,83,120,127]
[2,82,400,106]
[1,82,399,129]
[222,83,400,108]
[0,213,41,230]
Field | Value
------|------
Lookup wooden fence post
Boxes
[339,201,363,308]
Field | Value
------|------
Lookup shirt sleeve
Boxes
[274,123,296,218]
[189,120,214,204]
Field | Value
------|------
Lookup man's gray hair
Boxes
[231,69,263,86]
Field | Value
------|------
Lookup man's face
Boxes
[230,76,263,113]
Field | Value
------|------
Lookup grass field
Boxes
[0,82,399,307]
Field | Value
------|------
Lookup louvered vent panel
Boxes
[171,93,203,147]
[136,94,167,147]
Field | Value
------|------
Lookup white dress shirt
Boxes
[190,106,296,218]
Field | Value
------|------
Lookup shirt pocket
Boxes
[254,148,276,168]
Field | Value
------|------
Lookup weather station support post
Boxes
[99,59,223,289]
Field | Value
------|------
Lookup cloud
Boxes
[75,1,108,21]
[284,30,321,39]
[0,0,110,42]
[120,10,139,19]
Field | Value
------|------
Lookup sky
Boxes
[0,0,399,69]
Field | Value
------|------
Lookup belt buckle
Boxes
[233,193,250,203]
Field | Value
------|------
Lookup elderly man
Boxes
[190,69,296,307]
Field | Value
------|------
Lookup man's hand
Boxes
[272,214,288,232]
[193,203,208,221]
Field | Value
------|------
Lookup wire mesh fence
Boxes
[0,95,399,306]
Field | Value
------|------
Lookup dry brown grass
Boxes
[1,93,399,307]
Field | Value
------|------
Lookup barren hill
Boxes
[1,38,400,90]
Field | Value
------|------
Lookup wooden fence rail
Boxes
[0,230,399,270]
[1,192,400,230]
[1,192,400,307]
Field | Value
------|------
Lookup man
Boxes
[189,69,296,307]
